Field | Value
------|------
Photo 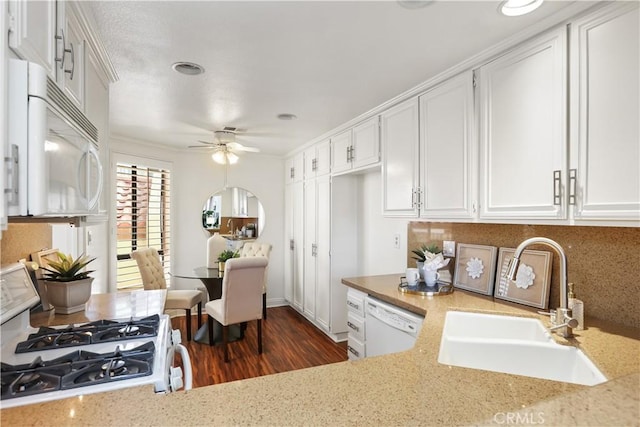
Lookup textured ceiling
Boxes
[85,0,588,156]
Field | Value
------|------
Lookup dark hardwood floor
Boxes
[171,306,348,388]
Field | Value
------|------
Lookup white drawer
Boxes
[346,288,366,316]
[347,336,365,361]
[347,312,365,342]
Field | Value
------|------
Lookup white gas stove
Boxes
[0,263,192,409]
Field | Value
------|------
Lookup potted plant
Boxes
[40,252,96,314]
[411,244,441,279]
[217,249,239,272]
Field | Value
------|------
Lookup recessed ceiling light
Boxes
[397,0,434,10]
[277,113,297,121]
[500,0,544,16]
[171,61,205,76]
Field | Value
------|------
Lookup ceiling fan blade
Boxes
[228,142,260,153]
[197,140,218,145]
[188,145,216,149]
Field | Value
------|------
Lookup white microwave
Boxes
[5,59,102,217]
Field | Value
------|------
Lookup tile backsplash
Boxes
[408,222,640,329]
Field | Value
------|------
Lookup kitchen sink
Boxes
[437,311,607,386]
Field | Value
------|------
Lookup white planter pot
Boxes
[43,277,94,314]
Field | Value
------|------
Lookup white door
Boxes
[419,71,476,219]
[331,130,352,174]
[351,116,380,170]
[303,179,316,318]
[570,3,640,221]
[8,0,57,80]
[292,181,304,311]
[315,175,331,330]
[381,97,420,217]
[315,139,331,177]
[479,27,567,220]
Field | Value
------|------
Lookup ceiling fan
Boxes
[188,128,260,165]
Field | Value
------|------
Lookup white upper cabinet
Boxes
[419,71,476,219]
[381,98,419,217]
[304,139,330,180]
[570,3,640,222]
[478,27,567,220]
[285,152,304,183]
[8,0,57,79]
[57,2,85,110]
[331,116,380,175]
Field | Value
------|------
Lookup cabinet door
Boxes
[381,98,420,217]
[285,152,304,183]
[283,185,294,303]
[571,3,640,221]
[351,116,380,170]
[479,28,567,220]
[303,179,316,318]
[331,130,352,174]
[58,3,85,110]
[84,47,110,214]
[419,71,476,219]
[292,181,304,311]
[315,175,331,330]
[315,139,331,176]
[8,0,57,80]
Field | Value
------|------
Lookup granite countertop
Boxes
[1,275,638,426]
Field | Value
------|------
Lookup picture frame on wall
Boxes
[453,244,498,295]
[494,247,553,309]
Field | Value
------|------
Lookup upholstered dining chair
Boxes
[131,248,203,341]
[206,257,268,362]
[239,242,272,319]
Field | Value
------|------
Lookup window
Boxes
[115,160,171,290]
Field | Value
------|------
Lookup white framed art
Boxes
[494,247,553,309]
[453,243,498,295]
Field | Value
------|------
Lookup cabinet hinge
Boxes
[472,71,477,88]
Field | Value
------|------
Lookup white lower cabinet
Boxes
[346,288,367,360]
[570,3,640,222]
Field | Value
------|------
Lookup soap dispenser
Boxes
[568,283,584,330]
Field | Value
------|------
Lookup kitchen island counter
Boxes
[1,275,638,426]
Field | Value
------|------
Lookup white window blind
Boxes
[115,162,171,290]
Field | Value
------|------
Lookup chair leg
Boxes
[208,316,214,346]
[197,302,202,328]
[262,293,267,320]
[257,319,262,355]
[222,325,229,363]
[185,308,192,341]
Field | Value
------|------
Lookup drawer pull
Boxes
[347,346,360,357]
[347,321,359,332]
[347,300,359,310]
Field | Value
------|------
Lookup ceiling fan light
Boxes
[500,0,543,16]
[227,152,239,164]
[212,151,226,164]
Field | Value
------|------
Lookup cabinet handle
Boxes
[347,300,359,310]
[55,29,66,70]
[312,158,317,172]
[64,41,75,80]
[553,170,562,206]
[346,146,351,163]
[290,167,295,179]
[350,145,354,162]
[4,144,19,204]
[289,239,294,250]
[568,169,577,206]
[347,346,360,357]
[416,187,422,208]
[347,321,359,332]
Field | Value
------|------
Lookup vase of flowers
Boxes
[411,244,440,280]
[40,252,96,314]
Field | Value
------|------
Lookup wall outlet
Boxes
[443,240,456,257]
[393,234,401,249]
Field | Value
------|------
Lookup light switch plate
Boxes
[443,240,456,257]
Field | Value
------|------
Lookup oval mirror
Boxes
[202,187,265,238]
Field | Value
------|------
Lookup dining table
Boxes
[172,266,242,345]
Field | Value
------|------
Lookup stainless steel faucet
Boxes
[506,237,578,338]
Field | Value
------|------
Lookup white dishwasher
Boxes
[365,296,424,357]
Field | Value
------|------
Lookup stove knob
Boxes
[171,329,183,345]
[169,366,184,391]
